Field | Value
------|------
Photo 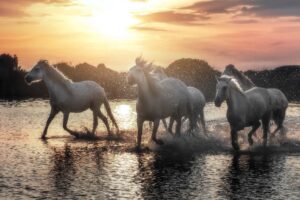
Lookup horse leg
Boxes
[97,109,111,135]
[152,119,164,145]
[231,130,240,151]
[63,112,76,136]
[247,121,261,146]
[149,121,153,129]
[137,116,144,150]
[41,107,59,139]
[168,118,174,134]
[200,109,206,135]
[92,109,98,135]
[162,119,168,132]
[262,116,271,148]
[175,118,182,137]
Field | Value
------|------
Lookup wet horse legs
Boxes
[42,107,59,139]
[248,121,261,146]
[231,129,240,151]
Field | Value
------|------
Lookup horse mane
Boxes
[40,60,73,95]
[135,56,160,96]
[151,66,168,79]
[223,64,255,90]
[220,75,244,93]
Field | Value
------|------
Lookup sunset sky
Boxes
[1,0,300,71]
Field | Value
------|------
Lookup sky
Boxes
[1,0,300,71]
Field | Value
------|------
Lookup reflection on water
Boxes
[0,100,300,199]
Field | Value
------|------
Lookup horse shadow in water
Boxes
[220,153,285,199]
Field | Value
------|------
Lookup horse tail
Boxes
[272,108,287,135]
[103,97,119,133]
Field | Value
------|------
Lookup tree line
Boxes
[0,53,299,101]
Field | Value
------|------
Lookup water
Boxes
[0,100,300,199]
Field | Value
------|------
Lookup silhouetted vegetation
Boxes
[166,58,221,101]
[245,66,300,101]
[0,53,299,101]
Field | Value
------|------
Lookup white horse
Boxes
[223,64,288,136]
[127,57,194,149]
[151,67,206,134]
[25,60,119,139]
[215,75,273,151]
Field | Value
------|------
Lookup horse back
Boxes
[267,88,288,110]
[245,87,272,116]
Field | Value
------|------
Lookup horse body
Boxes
[227,87,271,128]
[215,75,272,151]
[151,68,206,133]
[128,57,194,149]
[137,77,191,120]
[25,60,118,138]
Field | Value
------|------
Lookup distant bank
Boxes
[0,53,299,101]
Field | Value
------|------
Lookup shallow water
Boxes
[0,100,300,199]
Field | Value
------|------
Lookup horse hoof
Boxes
[233,146,240,152]
[41,136,47,140]
[154,139,164,145]
[135,146,142,152]
[248,139,254,146]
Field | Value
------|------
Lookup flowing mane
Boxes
[220,75,244,93]
[223,64,255,90]
[151,66,168,80]
[39,60,73,95]
[135,57,160,96]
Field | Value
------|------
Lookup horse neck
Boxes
[226,86,246,113]
[136,77,155,106]
[43,72,71,98]
[138,80,151,103]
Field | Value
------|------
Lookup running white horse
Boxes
[215,75,273,151]
[25,60,119,139]
[127,57,195,149]
[223,64,288,136]
[151,67,206,134]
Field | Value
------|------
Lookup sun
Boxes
[80,0,140,39]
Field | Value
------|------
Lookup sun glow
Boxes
[80,0,140,39]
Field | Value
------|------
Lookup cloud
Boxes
[182,0,241,14]
[181,0,300,18]
[0,0,73,17]
[241,0,300,17]
[130,25,167,32]
[0,6,28,17]
[136,11,210,25]
[230,19,258,24]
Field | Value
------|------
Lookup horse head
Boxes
[127,56,153,85]
[25,60,50,85]
[215,75,244,107]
